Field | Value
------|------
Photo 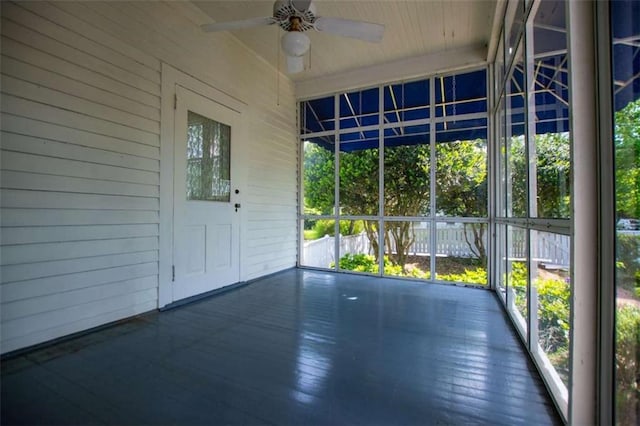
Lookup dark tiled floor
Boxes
[1,269,561,425]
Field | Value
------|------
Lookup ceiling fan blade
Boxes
[314,17,385,43]
[201,16,277,33]
[286,55,305,74]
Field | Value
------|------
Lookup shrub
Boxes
[335,253,425,277]
[506,262,570,381]
[303,229,319,240]
[312,219,364,238]
[303,207,322,230]
[337,253,378,272]
[537,277,571,352]
[617,233,640,292]
[508,262,529,316]
[616,305,640,425]
[438,268,488,285]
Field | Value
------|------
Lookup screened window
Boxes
[612,0,640,423]
[299,70,489,280]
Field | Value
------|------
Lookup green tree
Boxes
[383,145,430,268]
[509,135,527,217]
[535,133,571,218]
[303,142,335,215]
[615,98,640,219]
[509,133,571,219]
[337,145,431,270]
[305,139,490,270]
[436,140,488,264]
[304,142,430,269]
[305,134,575,272]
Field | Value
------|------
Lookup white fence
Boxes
[302,233,369,269]
[302,224,571,269]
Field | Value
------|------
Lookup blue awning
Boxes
[301,69,490,152]
[612,0,640,111]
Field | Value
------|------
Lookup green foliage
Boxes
[304,142,433,266]
[313,220,363,238]
[335,253,429,278]
[303,207,322,230]
[616,305,640,426]
[436,140,487,217]
[303,229,318,240]
[507,262,528,318]
[336,253,378,272]
[303,139,495,268]
[438,268,488,286]
[614,98,640,424]
[334,253,400,275]
[303,143,336,215]
[505,258,640,417]
[617,234,640,293]
[509,263,570,353]
[435,140,489,264]
[508,136,528,217]
[507,263,570,382]
[535,133,571,218]
[339,149,380,216]
[617,305,640,346]
[304,220,364,240]
[615,98,640,219]
[537,278,571,351]
[384,145,431,216]
[508,133,571,218]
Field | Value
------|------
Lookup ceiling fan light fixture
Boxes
[285,55,305,74]
[281,31,310,57]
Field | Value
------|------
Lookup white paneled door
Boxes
[172,85,240,302]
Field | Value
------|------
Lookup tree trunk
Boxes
[363,221,379,261]
[388,221,415,272]
[462,223,487,265]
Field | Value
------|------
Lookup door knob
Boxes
[234,203,241,212]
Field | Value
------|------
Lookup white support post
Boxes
[378,85,385,274]
[488,62,496,291]
[567,1,598,423]
[429,77,437,279]
[334,94,340,271]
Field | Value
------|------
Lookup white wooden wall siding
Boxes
[0,1,297,354]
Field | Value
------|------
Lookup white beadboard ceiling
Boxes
[193,0,498,96]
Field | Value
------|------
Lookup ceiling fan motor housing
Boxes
[273,0,316,31]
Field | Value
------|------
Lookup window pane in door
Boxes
[186,111,231,202]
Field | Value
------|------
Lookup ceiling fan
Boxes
[200,0,385,74]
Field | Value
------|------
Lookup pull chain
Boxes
[276,28,280,107]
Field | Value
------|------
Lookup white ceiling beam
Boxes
[486,0,507,63]
[295,44,487,100]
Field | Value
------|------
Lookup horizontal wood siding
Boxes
[0,0,161,354]
[0,0,297,353]
[243,113,297,280]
